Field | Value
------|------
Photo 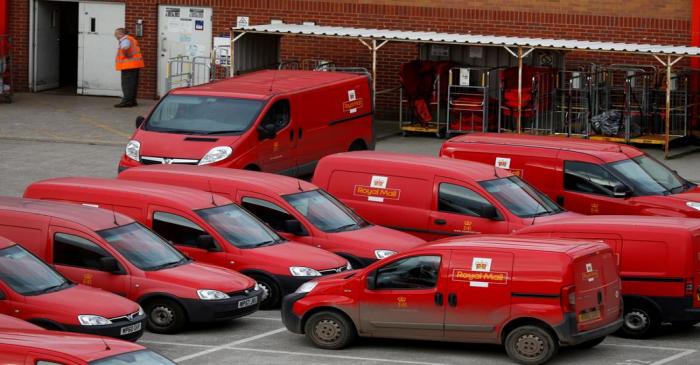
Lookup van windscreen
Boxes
[283,189,368,233]
[197,204,286,249]
[607,155,693,196]
[99,223,189,271]
[479,176,563,218]
[145,95,264,135]
[0,245,71,296]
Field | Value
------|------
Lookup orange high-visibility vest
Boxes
[115,35,145,71]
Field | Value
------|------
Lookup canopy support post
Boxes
[359,38,388,108]
[654,54,683,159]
[504,46,535,134]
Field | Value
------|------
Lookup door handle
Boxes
[290,129,294,141]
[556,196,564,205]
[434,219,447,226]
[434,292,443,306]
[448,293,457,307]
[298,128,303,140]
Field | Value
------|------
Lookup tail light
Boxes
[561,285,576,313]
[685,278,694,297]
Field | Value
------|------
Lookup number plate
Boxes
[120,322,142,336]
[238,296,258,309]
[578,309,601,322]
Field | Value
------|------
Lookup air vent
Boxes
[184,137,219,142]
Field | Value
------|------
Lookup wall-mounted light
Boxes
[135,19,143,37]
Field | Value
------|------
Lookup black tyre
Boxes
[348,140,367,151]
[145,298,186,334]
[304,311,356,350]
[572,336,606,349]
[250,274,280,309]
[504,325,559,365]
[620,304,660,339]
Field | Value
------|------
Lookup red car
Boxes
[0,314,175,365]
[0,235,146,341]
[0,197,262,334]
[25,177,350,309]
[283,236,622,365]
[440,133,700,217]
[118,164,426,267]
[312,151,577,241]
[515,215,700,338]
[118,70,374,177]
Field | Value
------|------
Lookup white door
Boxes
[157,6,212,96]
[77,1,125,96]
[33,0,61,91]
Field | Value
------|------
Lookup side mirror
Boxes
[612,184,631,198]
[365,271,377,290]
[99,257,121,273]
[0,291,6,300]
[196,234,217,251]
[283,220,307,236]
[135,116,145,129]
[257,124,277,140]
[480,204,499,220]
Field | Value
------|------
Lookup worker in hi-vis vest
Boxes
[114,28,144,108]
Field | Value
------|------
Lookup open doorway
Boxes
[32,0,78,93]
[57,1,78,92]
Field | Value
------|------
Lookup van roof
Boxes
[319,151,510,181]
[446,133,644,162]
[524,215,700,231]
[121,165,318,196]
[0,197,134,232]
[429,235,605,254]
[28,177,229,211]
[170,70,366,100]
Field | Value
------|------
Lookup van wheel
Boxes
[620,304,660,338]
[304,311,356,350]
[145,298,186,334]
[348,140,367,151]
[504,325,558,365]
[250,275,280,309]
[572,336,606,349]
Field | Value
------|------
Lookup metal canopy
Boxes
[234,23,700,56]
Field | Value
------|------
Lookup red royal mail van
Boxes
[25,178,350,309]
[440,133,700,217]
[0,234,145,341]
[312,151,578,241]
[515,215,700,338]
[118,165,426,267]
[0,197,262,334]
[118,70,374,177]
[283,236,622,365]
[0,314,175,365]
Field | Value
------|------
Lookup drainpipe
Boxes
[691,0,700,134]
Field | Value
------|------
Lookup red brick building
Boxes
[5,0,697,118]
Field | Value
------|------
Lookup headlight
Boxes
[138,306,144,316]
[254,282,260,291]
[687,202,700,211]
[125,140,140,161]
[346,261,353,271]
[289,266,322,277]
[78,315,112,326]
[375,249,397,260]
[295,281,318,294]
[197,289,230,300]
[199,146,232,165]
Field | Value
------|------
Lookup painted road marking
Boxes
[173,328,287,362]
[649,350,696,365]
[602,344,696,365]
[229,347,453,365]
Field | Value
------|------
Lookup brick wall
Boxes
[8,0,693,118]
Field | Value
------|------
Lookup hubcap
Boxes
[625,310,650,332]
[515,334,545,359]
[258,282,271,302]
[151,305,174,327]
[314,319,342,344]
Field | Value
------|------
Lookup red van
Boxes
[312,151,577,241]
[25,177,350,309]
[283,236,622,365]
[118,165,426,267]
[0,234,145,341]
[440,133,700,217]
[515,215,700,338]
[0,197,262,334]
[0,314,175,365]
[118,70,374,176]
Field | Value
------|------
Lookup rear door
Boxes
[572,250,621,332]
[443,250,513,341]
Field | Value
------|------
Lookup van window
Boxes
[374,256,441,290]
[241,197,300,232]
[196,204,285,249]
[153,212,207,247]
[283,190,368,232]
[0,245,70,296]
[607,155,691,195]
[564,161,622,196]
[53,233,115,271]
[259,99,291,133]
[479,177,563,218]
[98,223,187,271]
[438,183,498,218]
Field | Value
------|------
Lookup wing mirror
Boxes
[480,204,499,220]
[283,220,308,236]
[196,234,217,251]
[135,116,145,129]
[612,184,631,198]
[99,257,121,273]
[257,124,277,140]
[365,271,377,290]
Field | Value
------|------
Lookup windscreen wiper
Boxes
[203,130,244,135]
[330,223,358,233]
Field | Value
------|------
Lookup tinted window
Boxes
[98,223,187,271]
[374,256,441,290]
[438,183,498,218]
[0,245,70,296]
[283,190,367,232]
[480,177,563,218]
[145,95,264,135]
[564,161,622,196]
[196,204,284,249]
[241,197,299,232]
[607,155,691,195]
[152,212,207,248]
[54,233,115,271]
[260,99,291,132]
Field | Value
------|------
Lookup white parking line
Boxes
[245,316,282,321]
[650,350,696,365]
[139,340,212,348]
[602,343,696,352]
[174,328,287,363]
[228,347,454,365]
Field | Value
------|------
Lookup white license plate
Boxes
[120,322,142,336]
[238,296,258,309]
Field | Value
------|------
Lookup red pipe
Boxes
[691,0,700,133]
[0,0,7,55]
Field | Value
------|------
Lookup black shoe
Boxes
[114,102,128,108]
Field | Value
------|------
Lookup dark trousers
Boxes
[121,69,140,105]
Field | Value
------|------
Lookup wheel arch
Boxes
[500,316,558,344]
[299,306,358,335]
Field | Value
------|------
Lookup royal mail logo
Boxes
[471,257,492,272]
[452,269,508,284]
[343,98,364,113]
[495,157,511,169]
[353,185,401,200]
[370,175,388,189]
[397,296,408,308]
